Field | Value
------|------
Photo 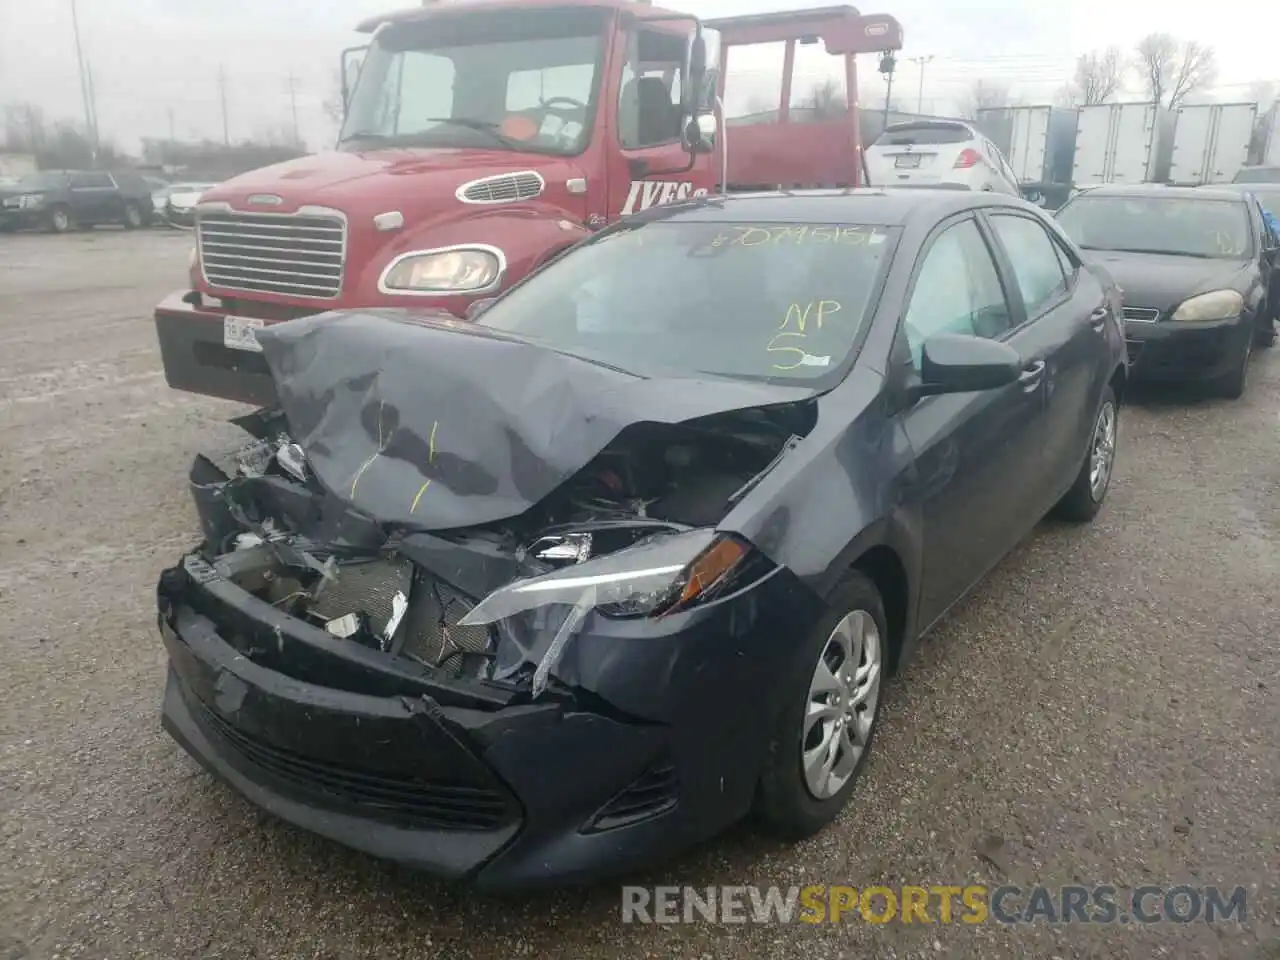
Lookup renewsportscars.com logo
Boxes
[621,885,1248,926]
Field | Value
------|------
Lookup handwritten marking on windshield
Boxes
[350,401,387,498]
[410,419,439,514]
[712,225,884,247]
[781,299,842,333]
[766,299,842,370]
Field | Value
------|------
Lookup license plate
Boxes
[223,316,265,352]
[895,154,922,169]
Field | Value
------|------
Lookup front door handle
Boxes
[1089,306,1109,330]
[1018,360,1045,390]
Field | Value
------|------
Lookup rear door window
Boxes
[987,214,1068,317]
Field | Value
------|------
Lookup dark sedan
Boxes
[1055,184,1277,398]
[156,189,1127,890]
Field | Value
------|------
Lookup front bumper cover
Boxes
[158,542,817,890]
[1123,315,1252,381]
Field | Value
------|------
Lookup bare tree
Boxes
[1134,33,1216,107]
[1134,33,1176,106]
[1072,47,1124,105]
[2,102,119,168]
[322,70,346,126]
[800,77,848,119]
[956,80,1011,120]
[1054,84,1079,108]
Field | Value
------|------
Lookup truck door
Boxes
[604,21,714,222]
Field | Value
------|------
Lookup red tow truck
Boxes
[154,0,903,406]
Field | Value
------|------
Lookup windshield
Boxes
[17,172,66,190]
[1056,196,1252,259]
[340,7,607,156]
[479,220,895,383]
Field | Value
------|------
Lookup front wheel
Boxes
[754,571,887,840]
[1054,386,1118,522]
[1212,333,1251,399]
[47,205,72,233]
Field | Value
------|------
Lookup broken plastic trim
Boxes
[459,529,756,628]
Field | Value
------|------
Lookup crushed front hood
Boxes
[256,310,813,530]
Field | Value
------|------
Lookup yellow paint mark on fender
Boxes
[410,419,439,513]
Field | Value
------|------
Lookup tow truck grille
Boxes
[198,210,346,299]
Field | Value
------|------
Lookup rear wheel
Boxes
[755,571,886,840]
[1054,386,1117,522]
[122,201,143,229]
[47,205,72,233]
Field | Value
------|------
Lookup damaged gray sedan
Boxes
[157,190,1126,890]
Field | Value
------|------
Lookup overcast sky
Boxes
[0,0,1271,154]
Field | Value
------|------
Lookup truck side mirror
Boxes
[340,45,368,113]
[683,114,717,154]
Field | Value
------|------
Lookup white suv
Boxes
[866,120,1021,196]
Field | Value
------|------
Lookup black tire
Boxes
[1054,385,1118,523]
[754,570,888,840]
[122,201,143,229]
[1255,318,1276,349]
[47,205,72,233]
[1212,333,1251,399]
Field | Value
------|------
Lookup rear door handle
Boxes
[1018,360,1045,390]
[1089,306,1109,330]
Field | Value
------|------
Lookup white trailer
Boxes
[1072,102,1164,186]
[975,105,1078,184]
[1263,106,1280,167]
[1168,102,1257,185]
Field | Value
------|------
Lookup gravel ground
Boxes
[1,229,1277,960]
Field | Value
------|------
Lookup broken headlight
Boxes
[459,530,766,626]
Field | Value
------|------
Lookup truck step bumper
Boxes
[154,293,279,407]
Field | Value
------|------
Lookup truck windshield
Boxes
[341,8,608,156]
[1057,196,1253,260]
[478,220,896,383]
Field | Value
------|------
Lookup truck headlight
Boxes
[459,531,762,626]
[1171,290,1243,323]
[378,245,504,294]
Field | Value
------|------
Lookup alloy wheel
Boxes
[1089,401,1117,502]
[802,609,882,800]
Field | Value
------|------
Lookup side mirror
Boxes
[340,45,368,112]
[911,333,1022,399]
[466,297,496,321]
[683,114,717,154]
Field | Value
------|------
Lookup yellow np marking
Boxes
[350,401,387,498]
[410,419,439,513]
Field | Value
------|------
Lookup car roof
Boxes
[1073,184,1247,203]
[628,187,1037,228]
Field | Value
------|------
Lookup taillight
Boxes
[954,148,981,169]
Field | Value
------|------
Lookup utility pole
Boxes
[69,0,98,163]
[879,52,897,130]
[910,55,934,114]
[286,73,300,146]
[85,59,101,154]
[218,66,230,146]
[167,107,176,142]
